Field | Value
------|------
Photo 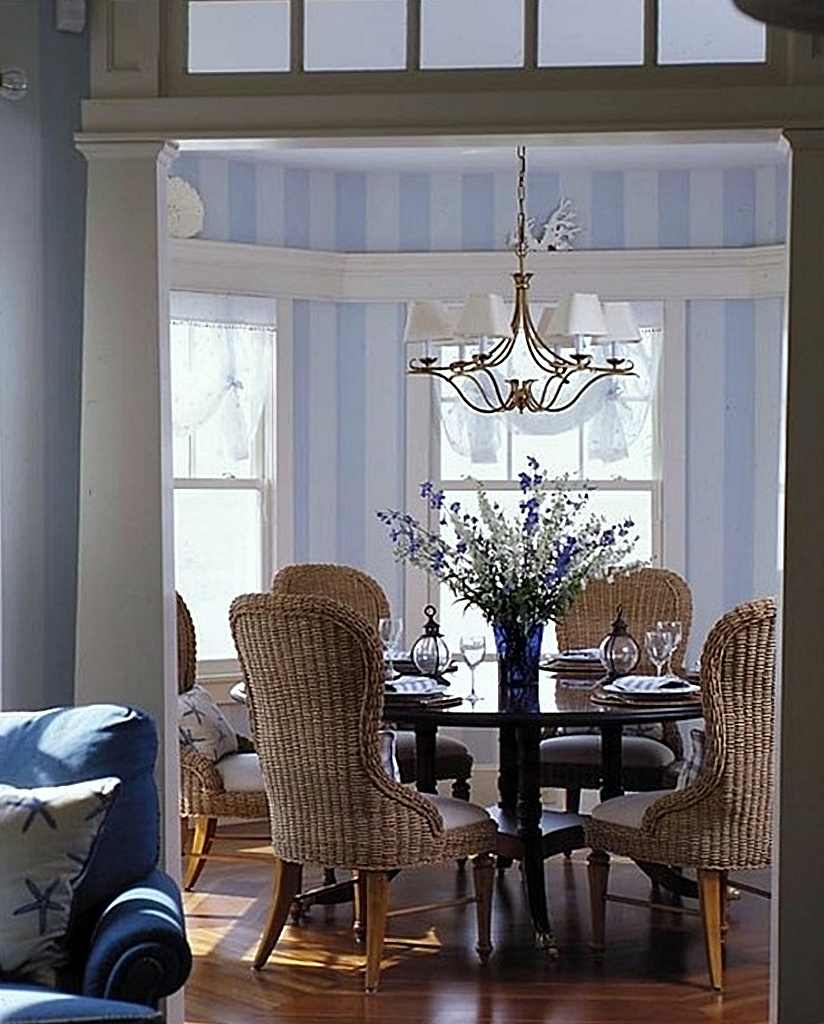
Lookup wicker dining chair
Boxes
[229,591,497,992]
[271,563,474,798]
[541,567,694,811]
[584,596,776,991]
[177,592,270,890]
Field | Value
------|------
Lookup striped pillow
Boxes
[676,727,706,789]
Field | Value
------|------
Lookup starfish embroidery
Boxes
[179,726,198,749]
[13,877,66,935]
[3,794,58,833]
[181,698,207,726]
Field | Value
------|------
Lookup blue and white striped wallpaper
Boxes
[172,153,788,252]
[171,151,787,661]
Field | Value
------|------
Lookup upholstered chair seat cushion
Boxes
[540,734,676,769]
[215,752,266,792]
[424,794,493,831]
[589,790,662,829]
[394,731,473,783]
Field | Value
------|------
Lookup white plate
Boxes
[603,675,700,698]
[385,676,449,696]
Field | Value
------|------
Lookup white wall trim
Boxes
[170,239,788,304]
[661,298,688,576]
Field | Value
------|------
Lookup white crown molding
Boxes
[169,238,787,304]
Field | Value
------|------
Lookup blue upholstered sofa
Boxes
[0,704,191,1023]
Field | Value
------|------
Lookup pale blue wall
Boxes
[171,151,787,661]
[0,4,88,709]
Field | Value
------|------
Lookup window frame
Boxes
[165,0,783,97]
[405,321,666,634]
[170,300,277,679]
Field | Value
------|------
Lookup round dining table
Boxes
[387,661,703,952]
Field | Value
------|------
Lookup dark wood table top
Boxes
[386,661,703,729]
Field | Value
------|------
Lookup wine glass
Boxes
[378,617,403,680]
[644,628,674,678]
[460,634,486,705]
[656,619,682,676]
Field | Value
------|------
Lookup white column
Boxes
[75,140,179,872]
[773,129,824,1024]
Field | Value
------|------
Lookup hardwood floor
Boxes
[182,827,770,1024]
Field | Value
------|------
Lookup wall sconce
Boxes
[0,68,28,102]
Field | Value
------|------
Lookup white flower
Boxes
[377,458,642,628]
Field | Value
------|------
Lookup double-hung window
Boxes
[171,291,275,674]
[418,301,662,649]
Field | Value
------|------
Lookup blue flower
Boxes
[376,457,641,627]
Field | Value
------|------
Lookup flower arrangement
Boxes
[377,457,640,632]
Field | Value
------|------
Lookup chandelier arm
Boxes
[457,363,517,411]
[410,363,513,415]
[464,334,518,371]
[532,367,635,414]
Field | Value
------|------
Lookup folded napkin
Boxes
[548,648,601,662]
[605,674,699,695]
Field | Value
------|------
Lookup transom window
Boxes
[186,0,766,75]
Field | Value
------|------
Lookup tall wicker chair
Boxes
[271,563,474,799]
[541,567,694,811]
[584,596,776,991]
[177,592,270,890]
[229,592,497,993]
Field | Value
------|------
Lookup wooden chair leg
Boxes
[472,853,495,962]
[183,814,217,891]
[253,859,303,970]
[698,868,724,991]
[353,871,367,944]
[587,848,610,952]
[364,871,390,993]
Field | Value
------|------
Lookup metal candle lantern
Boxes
[598,604,640,681]
[410,605,451,678]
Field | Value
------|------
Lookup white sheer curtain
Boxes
[440,327,660,465]
[170,292,274,462]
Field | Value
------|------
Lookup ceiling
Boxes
[185,129,788,173]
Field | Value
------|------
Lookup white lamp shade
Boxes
[403,300,455,343]
[594,301,642,344]
[546,292,607,338]
[536,307,574,346]
[454,293,512,339]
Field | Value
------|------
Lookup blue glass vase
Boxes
[493,620,544,712]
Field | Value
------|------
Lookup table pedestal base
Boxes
[488,805,587,951]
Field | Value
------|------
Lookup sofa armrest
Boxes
[82,869,192,1008]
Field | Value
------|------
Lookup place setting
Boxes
[591,621,701,706]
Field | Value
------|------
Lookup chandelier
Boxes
[405,147,640,415]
